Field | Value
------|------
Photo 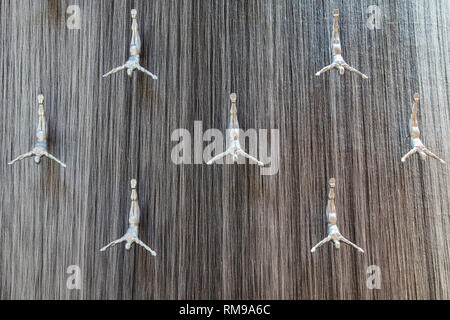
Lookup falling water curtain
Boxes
[0,0,448,300]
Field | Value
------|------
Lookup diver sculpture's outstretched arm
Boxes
[135,239,157,256]
[207,148,233,165]
[236,149,264,166]
[340,235,365,253]
[44,152,67,167]
[8,151,35,165]
[315,63,337,76]
[423,148,446,164]
[311,236,331,253]
[103,64,127,78]
[401,147,418,162]
[135,65,158,79]
[343,63,369,79]
[100,237,126,252]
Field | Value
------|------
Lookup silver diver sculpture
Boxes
[315,9,368,79]
[311,178,364,253]
[9,94,66,168]
[207,93,264,166]
[401,93,446,164]
[103,9,158,79]
[100,179,157,256]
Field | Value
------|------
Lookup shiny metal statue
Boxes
[9,95,66,168]
[207,93,264,166]
[401,93,446,164]
[315,9,368,79]
[103,9,158,79]
[311,178,364,253]
[100,179,157,256]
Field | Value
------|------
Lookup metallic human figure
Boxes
[401,93,446,164]
[103,9,157,79]
[315,10,368,79]
[311,178,364,253]
[9,95,66,168]
[100,179,157,256]
[207,93,264,166]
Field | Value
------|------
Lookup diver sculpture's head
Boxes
[125,242,132,250]
[34,155,42,164]
[333,240,341,249]
[420,151,427,161]
[127,67,134,77]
